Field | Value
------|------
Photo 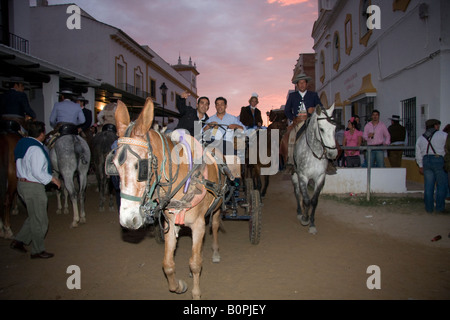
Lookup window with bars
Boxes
[401,97,416,157]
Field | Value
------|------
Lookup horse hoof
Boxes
[64,209,69,215]
[56,209,62,215]
[80,217,86,224]
[172,279,188,294]
[70,222,79,228]
[297,214,310,226]
[309,226,317,235]
[99,207,105,212]
[212,252,221,263]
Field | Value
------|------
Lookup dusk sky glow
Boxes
[47,0,318,124]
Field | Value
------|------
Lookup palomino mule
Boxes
[109,98,226,300]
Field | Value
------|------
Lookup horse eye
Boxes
[134,163,138,170]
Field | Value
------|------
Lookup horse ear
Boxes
[328,103,335,116]
[315,104,322,115]
[134,98,154,136]
[115,100,130,138]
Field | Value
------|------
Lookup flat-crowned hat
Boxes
[109,92,122,100]
[57,88,77,96]
[76,96,88,103]
[251,92,259,98]
[389,115,402,121]
[292,73,312,84]
[425,119,441,128]
[3,76,30,88]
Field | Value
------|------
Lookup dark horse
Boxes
[291,104,337,234]
[244,126,282,199]
[49,132,91,228]
[91,125,117,211]
[0,121,22,239]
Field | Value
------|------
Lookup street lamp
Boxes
[159,82,168,126]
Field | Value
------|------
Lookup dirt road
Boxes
[1,172,449,300]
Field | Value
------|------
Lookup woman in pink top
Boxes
[343,117,363,167]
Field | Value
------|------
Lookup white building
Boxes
[312,0,450,181]
[1,0,198,129]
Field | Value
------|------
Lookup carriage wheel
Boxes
[249,189,262,245]
[244,178,254,215]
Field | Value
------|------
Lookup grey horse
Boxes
[50,134,91,228]
[291,104,337,234]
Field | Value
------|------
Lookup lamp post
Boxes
[159,82,168,126]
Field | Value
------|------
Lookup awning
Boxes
[349,74,377,103]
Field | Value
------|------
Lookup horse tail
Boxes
[73,136,89,165]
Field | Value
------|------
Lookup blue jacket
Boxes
[284,90,322,121]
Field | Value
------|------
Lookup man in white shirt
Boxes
[415,119,448,213]
[205,96,245,156]
[11,121,61,258]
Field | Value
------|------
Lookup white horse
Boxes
[291,104,337,234]
[50,134,91,228]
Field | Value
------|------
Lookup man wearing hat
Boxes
[280,73,322,169]
[97,93,121,132]
[49,89,86,129]
[239,93,263,129]
[76,96,92,140]
[415,119,448,213]
[0,77,36,132]
[388,115,406,167]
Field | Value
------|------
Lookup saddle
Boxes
[0,119,22,134]
[58,123,78,136]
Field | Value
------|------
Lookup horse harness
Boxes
[304,105,338,160]
[105,122,227,232]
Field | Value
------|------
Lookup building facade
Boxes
[1,0,198,129]
[312,0,450,181]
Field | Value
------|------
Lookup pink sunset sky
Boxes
[48,0,318,125]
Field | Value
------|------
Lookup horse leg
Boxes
[211,209,221,263]
[291,173,303,217]
[64,178,80,228]
[163,219,187,295]
[63,187,70,214]
[261,175,270,199]
[190,217,206,300]
[308,178,325,235]
[79,174,87,224]
[56,187,63,214]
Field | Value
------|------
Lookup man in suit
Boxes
[280,73,322,169]
[239,93,263,129]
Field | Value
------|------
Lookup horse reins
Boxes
[306,106,337,160]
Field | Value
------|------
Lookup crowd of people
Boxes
[1,73,450,261]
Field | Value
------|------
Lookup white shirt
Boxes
[16,140,53,185]
[415,130,447,168]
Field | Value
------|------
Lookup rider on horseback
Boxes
[0,77,36,135]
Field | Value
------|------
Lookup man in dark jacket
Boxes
[175,91,210,137]
[387,115,406,167]
[239,93,263,129]
[0,77,36,132]
[280,73,323,168]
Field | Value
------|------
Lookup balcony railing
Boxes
[117,83,151,99]
[0,26,29,54]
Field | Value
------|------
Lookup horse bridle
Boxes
[306,105,337,160]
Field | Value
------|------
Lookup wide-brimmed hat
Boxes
[109,93,122,100]
[292,73,312,84]
[76,96,89,104]
[389,115,402,121]
[3,76,30,88]
[57,88,77,96]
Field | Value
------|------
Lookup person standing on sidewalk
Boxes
[415,119,448,213]
[10,121,61,259]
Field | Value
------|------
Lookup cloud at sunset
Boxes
[47,0,318,124]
